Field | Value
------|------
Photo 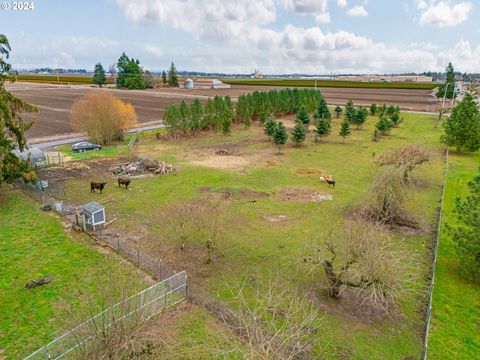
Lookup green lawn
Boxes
[62,112,448,359]
[428,151,480,359]
[0,190,144,359]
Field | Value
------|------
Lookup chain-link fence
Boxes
[24,271,187,360]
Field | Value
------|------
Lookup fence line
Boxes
[422,148,449,360]
[24,271,187,360]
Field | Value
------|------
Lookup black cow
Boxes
[90,182,107,193]
[118,177,131,189]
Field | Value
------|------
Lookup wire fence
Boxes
[24,271,187,360]
[422,148,449,360]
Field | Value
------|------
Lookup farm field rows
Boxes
[51,111,446,359]
[8,82,439,140]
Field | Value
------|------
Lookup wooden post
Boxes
[82,214,86,232]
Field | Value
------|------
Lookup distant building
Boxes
[251,69,263,79]
[181,78,230,89]
[335,75,433,82]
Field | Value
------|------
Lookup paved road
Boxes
[30,122,166,149]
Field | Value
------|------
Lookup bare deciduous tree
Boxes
[303,220,415,312]
[70,92,138,145]
[375,144,430,183]
[224,278,321,360]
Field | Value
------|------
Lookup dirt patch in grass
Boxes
[262,214,289,223]
[277,188,333,202]
[191,155,250,171]
[38,156,137,181]
[199,187,269,201]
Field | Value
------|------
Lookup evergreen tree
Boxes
[351,107,368,129]
[334,105,343,118]
[222,96,234,135]
[313,96,331,120]
[264,116,277,140]
[178,100,190,134]
[436,62,456,99]
[339,119,351,142]
[390,112,400,127]
[314,118,331,142]
[116,53,145,89]
[167,62,179,87]
[447,168,480,281]
[0,34,37,185]
[296,106,310,127]
[143,70,156,88]
[370,103,378,115]
[190,98,203,133]
[162,70,167,85]
[92,63,106,87]
[441,93,480,152]
[291,122,306,146]
[273,121,288,152]
[345,100,355,122]
[163,104,180,137]
[375,116,393,135]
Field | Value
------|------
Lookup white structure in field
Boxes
[81,201,105,229]
[181,78,230,89]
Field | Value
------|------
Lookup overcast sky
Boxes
[1,0,479,74]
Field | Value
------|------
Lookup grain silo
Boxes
[184,78,194,89]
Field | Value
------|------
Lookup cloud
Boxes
[53,52,76,68]
[337,0,348,7]
[284,0,330,23]
[417,1,471,27]
[145,45,162,57]
[438,39,480,71]
[346,5,368,16]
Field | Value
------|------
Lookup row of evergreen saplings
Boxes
[162,88,323,137]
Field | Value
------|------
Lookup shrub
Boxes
[375,116,393,135]
[70,92,138,145]
[334,105,343,118]
[296,106,310,127]
[313,96,331,120]
[370,103,378,115]
[362,167,416,227]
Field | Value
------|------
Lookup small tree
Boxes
[178,100,190,135]
[370,103,378,115]
[334,105,342,118]
[190,98,203,133]
[273,122,288,153]
[296,106,310,128]
[313,96,330,120]
[143,70,156,88]
[70,92,138,145]
[264,116,277,140]
[375,116,393,135]
[441,93,480,153]
[314,118,331,142]
[447,168,480,282]
[167,62,178,87]
[92,63,106,87]
[344,99,355,122]
[161,70,167,85]
[291,122,306,146]
[339,119,351,142]
[351,107,368,129]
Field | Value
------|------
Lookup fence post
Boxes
[117,237,120,251]
[164,288,167,305]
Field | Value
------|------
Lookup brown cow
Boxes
[118,177,131,189]
[90,182,107,193]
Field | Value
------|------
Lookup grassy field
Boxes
[223,78,439,90]
[428,151,480,359]
[11,74,113,85]
[58,111,449,359]
[0,190,147,359]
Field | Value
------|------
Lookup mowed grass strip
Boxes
[428,151,480,359]
[0,190,143,359]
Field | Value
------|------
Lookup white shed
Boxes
[81,201,105,229]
